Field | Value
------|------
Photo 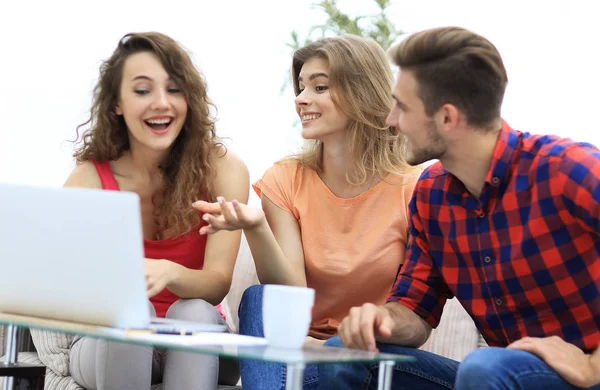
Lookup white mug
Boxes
[262,284,315,348]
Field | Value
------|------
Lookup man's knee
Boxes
[456,347,508,385]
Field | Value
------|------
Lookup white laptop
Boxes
[0,183,226,333]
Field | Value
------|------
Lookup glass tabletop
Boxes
[0,312,414,365]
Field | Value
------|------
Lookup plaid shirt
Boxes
[388,121,600,353]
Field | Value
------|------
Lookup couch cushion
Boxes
[0,351,83,390]
[43,371,85,390]
[0,351,43,365]
[220,234,258,333]
[29,329,74,377]
[419,297,481,361]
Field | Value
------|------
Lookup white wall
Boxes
[392,0,600,145]
[1,0,598,202]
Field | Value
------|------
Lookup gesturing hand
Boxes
[144,258,180,298]
[508,336,600,388]
[338,303,394,352]
[193,196,265,235]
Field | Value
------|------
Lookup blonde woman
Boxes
[194,35,420,389]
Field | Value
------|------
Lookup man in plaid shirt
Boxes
[319,27,599,389]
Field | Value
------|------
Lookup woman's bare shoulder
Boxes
[63,161,102,189]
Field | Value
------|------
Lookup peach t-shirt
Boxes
[253,161,418,339]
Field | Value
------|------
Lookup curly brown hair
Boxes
[73,32,223,237]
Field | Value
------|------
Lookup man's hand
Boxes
[193,197,265,235]
[338,303,394,352]
[508,336,600,388]
[144,259,181,298]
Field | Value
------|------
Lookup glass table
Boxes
[0,312,414,390]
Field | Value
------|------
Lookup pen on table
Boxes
[125,329,201,336]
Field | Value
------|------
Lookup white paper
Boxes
[126,332,267,347]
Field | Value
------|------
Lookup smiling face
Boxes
[115,51,188,154]
[386,69,447,166]
[294,57,350,141]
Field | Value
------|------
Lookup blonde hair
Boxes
[290,35,411,185]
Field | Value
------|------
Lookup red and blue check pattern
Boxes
[388,121,600,353]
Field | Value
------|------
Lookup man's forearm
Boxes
[377,302,432,348]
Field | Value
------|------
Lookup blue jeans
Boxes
[319,337,600,390]
[238,285,319,390]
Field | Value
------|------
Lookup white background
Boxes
[1,0,598,203]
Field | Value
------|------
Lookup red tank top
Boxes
[91,160,221,318]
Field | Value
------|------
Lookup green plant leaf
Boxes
[282,0,402,93]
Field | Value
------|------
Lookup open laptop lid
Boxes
[0,183,150,329]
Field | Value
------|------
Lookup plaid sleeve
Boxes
[558,144,600,233]
[387,190,451,328]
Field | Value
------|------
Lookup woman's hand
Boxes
[193,196,265,235]
[144,259,182,298]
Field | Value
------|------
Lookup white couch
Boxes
[1,234,484,389]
